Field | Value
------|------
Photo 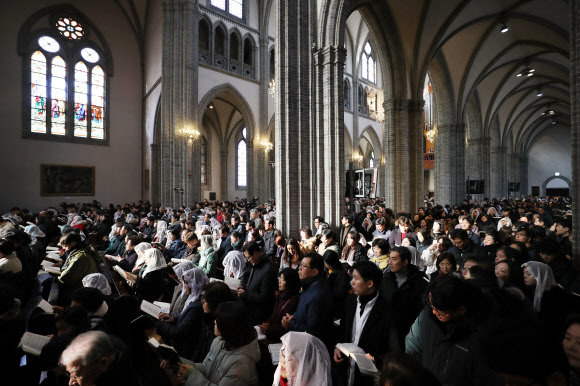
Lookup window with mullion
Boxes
[210,0,244,20]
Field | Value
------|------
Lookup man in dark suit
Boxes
[334,261,399,386]
[388,216,417,249]
[340,214,356,250]
[237,241,277,324]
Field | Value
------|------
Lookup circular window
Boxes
[38,36,60,52]
[81,48,100,63]
[57,17,85,40]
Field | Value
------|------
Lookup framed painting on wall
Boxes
[40,164,95,196]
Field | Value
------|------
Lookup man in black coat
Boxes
[334,261,399,386]
[237,241,277,325]
[262,219,277,260]
[448,229,487,269]
[339,214,356,250]
[380,246,427,346]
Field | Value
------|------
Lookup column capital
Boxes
[313,46,347,66]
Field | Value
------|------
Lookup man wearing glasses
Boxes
[281,253,333,345]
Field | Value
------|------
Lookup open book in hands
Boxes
[19,332,51,356]
[112,265,128,279]
[336,343,378,375]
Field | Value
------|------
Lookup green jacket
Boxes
[199,247,217,277]
[59,246,100,289]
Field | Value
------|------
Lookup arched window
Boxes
[201,136,207,186]
[199,19,210,51]
[25,17,109,143]
[211,0,244,19]
[243,37,253,66]
[358,85,364,108]
[361,42,376,83]
[230,32,240,61]
[215,27,226,56]
[423,74,434,153]
[369,151,375,168]
[237,127,247,187]
[270,48,275,78]
[343,79,351,110]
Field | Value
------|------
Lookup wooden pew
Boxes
[99,255,131,296]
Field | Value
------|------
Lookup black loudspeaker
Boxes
[467,180,485,194]
[508,182,520,192]
[209,192,217,201]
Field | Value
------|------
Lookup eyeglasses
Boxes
[66,369,80,381]
[299,263,312,269]
[426,296,449,317]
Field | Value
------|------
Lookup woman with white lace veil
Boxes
[170,261,196,317]
[522,261,557,313]
[273,331,332,386]
[127,248,167,301]
[82,273,112,296]
[222,250,246,279]
[154,220,168,246]
[132,242,153,274]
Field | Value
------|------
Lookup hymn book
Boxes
[336,343,378,375]
[46,246,59,251]
[19,332,51,356]
[268,343,283,365]
[224,276,241,290]
[153,301,171,314]
[43,266,61,275]
[112,265,128,279]
[171,258,188,264]
[36,299,53,314]
[106,254,123,262]
[140,300,161,319]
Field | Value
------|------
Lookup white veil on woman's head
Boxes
[24,225,45,244]
[273,331,332,386]
[222,251,247,279]
[521,261,557,313]
[82,273,112,296]
[181,267,209,310]
[173,261,195,280]
[156,220,168,236]
[143,248,167,277]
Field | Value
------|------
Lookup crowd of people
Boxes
[1,195,580,385]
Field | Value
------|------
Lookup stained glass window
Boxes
[31,51,47,134]
[51,56,67,135]
[201,137,207,186]
[74,62,88,137]
[91,66,105,139]
[27,28,107,142]
[211,0,244,19]
[211,0,226,10]
[237,127,247,187]
[361,42,376,83]
[57,17,84,40]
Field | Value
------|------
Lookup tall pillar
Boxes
[434,124,466,206]
[383,99,424,213]
[160,0,200,207]
[571,0,580,268]
[220,150,228,200]
[490,146,502,198]
[275,0,315,236]
[455,124,467,201]
[255,35,271,202]
[521,154,529,196]
[466,137,490,201]
[498,146,508,198]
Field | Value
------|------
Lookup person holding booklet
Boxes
[334,261,400,386]
[124,248,167,302]
[156,267,209,359]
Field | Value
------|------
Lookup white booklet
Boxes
[105,254,123,262]
[112,265,128,279]
[41,260,55,267]
[43,266,61,275]
[171,258,188,264]
[254,326,267,341]
[27,221,35,226]
[36,299,53,314]
[46,246,59,251]
[140,300,161,319]
[224,276,241,290]
[19,332,51,356]
[268,343,283,365]
[153,301,171,314]
[339,259,354,266]
[336,343,378,375]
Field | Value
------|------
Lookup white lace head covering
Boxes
[173,261,195,280]
[273,331,332,386]
[156,220,168,238]
[521,261,557,313]
[210,218,222,231]
[70,216,85,227]
[222,251,247,279]
[181,267,209,310]
[24,225,45,244]
[143,248,167,277]
[82,273,112,296]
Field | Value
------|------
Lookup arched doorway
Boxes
[541,175,572,197]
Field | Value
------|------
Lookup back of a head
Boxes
[241,240,263,256]
[70,287,105,314]
[60,331,115,368]
[379,352,441,386]
[429,275,481,314]
[214,301,256,350]
[322,250,342,270]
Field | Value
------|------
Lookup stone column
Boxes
[498,146,508,198]
[220,150,228,200]
[383,99,424,213]
[465,137,490,201]
[160,0,200,207]
[490,146,502,198]
[275,0,315,236]
[150,143,161,205]
[571,0,580,267]
[255,35,270,203]
[521,154,529,196]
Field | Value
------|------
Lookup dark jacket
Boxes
[338,294,400,386]
[157,299,203,359]
[448,240,487,269]
[265,291,300,342]
[388,229,418,249]
[288,277,333,344]
[341,244,367,263]
[239,257,277,324]
[339,224,356,250]
[117,248,138,272]
[327,269,352,319]
[134,269,166,302]
[163,240,186,262]
[548,257,578,290]
[191,314,217,363]
[263,230,277,259]
[215,235,231,263]
[405,308,493,386]
[380,264,428,345]
[104,234,124,256]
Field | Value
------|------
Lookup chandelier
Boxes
[375,107,385,123]
[425,126,438,143]
[268,79,276,98]
[181,127,200,139]
[260,141,273,151]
